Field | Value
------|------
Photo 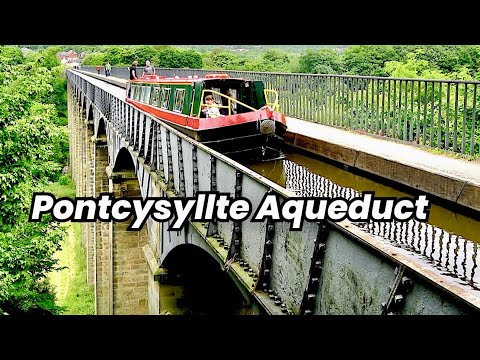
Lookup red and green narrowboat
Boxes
[125,73,287,161]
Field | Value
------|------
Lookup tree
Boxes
[40,46,62,70]
[153,46,203,69]
[242,59,267,72]
[0,46,24,66]
[342,45,400,76]
[416,46,463,74]
[384,50,431,78]
[259,49,291,72]
[132,46,157,65]
[154,46,180,68]
[0,220,65,315]
[176,49,203,68]
[298,49,343,74]
[0,46,66,314]
[103,46,133,65]
[210,51,238,69]
[82,52,106,66]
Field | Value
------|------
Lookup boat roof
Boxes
[130,73,246,84]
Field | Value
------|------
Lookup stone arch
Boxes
[113,146,135,172]
[87,104,94,121]
[159,244,253,315]
[96,117,107,140]
[81,96,88,118]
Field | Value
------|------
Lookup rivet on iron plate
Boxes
[394,294,405,307]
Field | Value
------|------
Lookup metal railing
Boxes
[80,66,480,157]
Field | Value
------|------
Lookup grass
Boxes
[46,175,95,315]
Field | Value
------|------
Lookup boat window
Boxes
[131,84,136,100]
[226,88,237,114]
[228,88,237,101]
[151,87,161,106]
[211,87,222,104]
[160,88,171,109]
[173,89,185,113]
[142,86,152,103]
[132,84,139,100]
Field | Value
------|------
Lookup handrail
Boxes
[264,89,279,111]
[196,89,257,118]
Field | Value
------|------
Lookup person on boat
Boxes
[202,95,221,118]
[129,60,139,80]
[142,60,155,77]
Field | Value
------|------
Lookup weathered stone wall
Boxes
[110,176,149,314]
[94,141,110,314]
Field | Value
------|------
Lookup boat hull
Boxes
[169,118,288,162]
[125,99,288,162]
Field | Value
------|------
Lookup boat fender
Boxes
[260,119,275,135]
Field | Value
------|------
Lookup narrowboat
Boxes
[125,73,287,161]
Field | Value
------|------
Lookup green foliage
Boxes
[154,46,203,68]
[376,50,479,155]
[0,219,66,315]
[208,51,238,69]
[381,45,480,79]
[82,52,106,66]
[261,49,291,72]
[384,50,431,78]
[298,49,343,74]
[51,71,68,121]
[45,179,94,315]
[0,45,67,314]
[343,45,401,76]
[263,49,288,64]
[176,49,203,68]
[40,46,62,70]
[104,46,134,66]
[0,46,24,66]
[241,59,267,72]
[202,48,293,72]
[414,45,464,73]
[0,102,61,225]
[132,45,157,65]
[58,175,71,186]
[50,222,94,315]
[23,49,42,64]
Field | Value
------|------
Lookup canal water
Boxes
[244,151,480,291]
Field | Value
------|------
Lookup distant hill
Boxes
[176,45,348,53]
[19,45,349,55]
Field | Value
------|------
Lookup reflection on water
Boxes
[246,152,480,290]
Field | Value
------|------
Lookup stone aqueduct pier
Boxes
[67,69,480,315]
